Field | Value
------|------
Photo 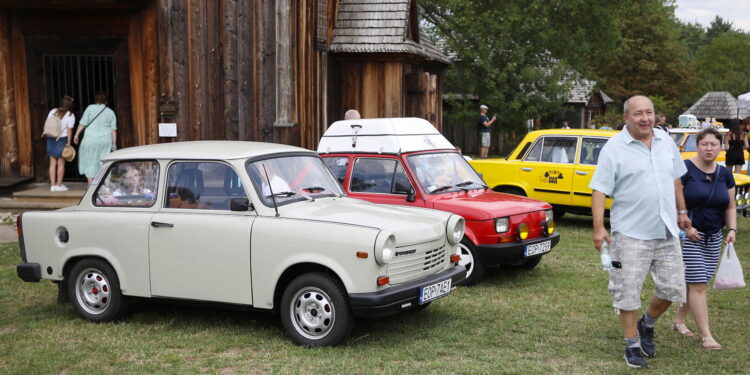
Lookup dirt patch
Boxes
[0,225,16,244]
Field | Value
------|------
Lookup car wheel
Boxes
[280,272,353,347]
[505,256,542,270]
[552,207,566,219]
[456,239,485,286]
[68,258,128,322]
[493,186,526,196]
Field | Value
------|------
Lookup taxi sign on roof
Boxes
[317,117,456,154]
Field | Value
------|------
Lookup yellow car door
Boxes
[519,135,577,206]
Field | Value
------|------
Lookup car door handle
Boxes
[575,171,588,175]
[521,167,533,172]
[151,221,174,228]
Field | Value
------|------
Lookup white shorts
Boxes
[480,132,491,147]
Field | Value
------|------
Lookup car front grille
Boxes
[387,239,448,284]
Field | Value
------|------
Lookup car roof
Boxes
[103,141,313,161]
[523,129,620,138]
[669,128,728,133]
[318,117,456,154]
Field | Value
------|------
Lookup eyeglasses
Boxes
[64,95,74,102]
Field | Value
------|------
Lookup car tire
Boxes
[552,207,566,219]
[280,272,353,347]
[505,255,542,270]
[68,258,128,322]
[493,186,526,196]
[456,239,485,286]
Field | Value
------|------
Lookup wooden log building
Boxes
[0,0,449,183]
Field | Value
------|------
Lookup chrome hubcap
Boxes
[290,286,335,339]
[75,268,111,315]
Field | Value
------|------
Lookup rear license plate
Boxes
[525,240,551,257]
[419,278,452,304]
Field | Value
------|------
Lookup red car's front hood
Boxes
[430,189,551,221]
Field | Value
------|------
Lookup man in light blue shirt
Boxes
[590,95,691,368]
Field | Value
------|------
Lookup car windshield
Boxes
[246,155,345,206]
[407,152,486,194]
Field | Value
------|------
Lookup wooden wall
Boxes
[0,10,20,176]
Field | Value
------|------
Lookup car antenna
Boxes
[262,164,280,217]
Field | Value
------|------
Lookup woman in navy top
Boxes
[672,128,736,350]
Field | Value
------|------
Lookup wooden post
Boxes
[10,14,30,176]
[0,10,20,176]
[274,0,295,128]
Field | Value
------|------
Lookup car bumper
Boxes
[348,266,466,318]
[474,232,560,264]
[17,263,42,282]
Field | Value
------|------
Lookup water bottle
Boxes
[678,229,686,246]
[600,242,612,271]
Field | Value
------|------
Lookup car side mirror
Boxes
[406,189,416,202]
[230,197,253,211]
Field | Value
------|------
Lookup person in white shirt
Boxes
[46,96,76,192]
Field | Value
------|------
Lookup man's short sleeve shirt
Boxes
[477,114,490,133]
[589,126,687,239]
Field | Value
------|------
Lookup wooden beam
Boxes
[0,10,20,176]
[10,13,30,176]
[141,1,159,145]
[128,12,146,146]
[274,0,294,128]
[221,0,239,140]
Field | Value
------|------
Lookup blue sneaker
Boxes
[624,346,649,368]
[637,316,656,358]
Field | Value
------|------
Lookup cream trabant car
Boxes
[15,141,466,347]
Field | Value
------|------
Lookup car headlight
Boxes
[446,215,465,245]
[495,217,509,233]
[745,192,749,200]
[374,232,395,265]
[545,209,553,222]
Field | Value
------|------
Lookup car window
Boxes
[165,161,247,210]
[525,137,577,164]
[247,155,344,207]
[685,135,697,152]
[322,157,348,185]
[349,158,414,195]
[94,160,159,207]
[407,152,485,194]
[579,138,607,165]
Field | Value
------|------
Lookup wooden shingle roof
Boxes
[566,77,613,105]
[330,0,450,64]
[683,92,746,119]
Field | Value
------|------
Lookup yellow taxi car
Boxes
[669,128,749,173]
[469,129,750,218]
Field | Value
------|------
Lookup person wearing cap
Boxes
[477,104,497,158]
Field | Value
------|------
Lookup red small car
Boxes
[318,118,559,284]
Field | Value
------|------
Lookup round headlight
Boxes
[745,192,749,200]
[495,217,510,233]
[545,209,553,222]
[374,232,395,265]
[446,215,465,245]
[736,193,742,202]
[518,222,529,240]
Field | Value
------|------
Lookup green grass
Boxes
[1,215,749,374]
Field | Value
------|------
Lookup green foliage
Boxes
[706,15,735,41]
[694,32,750,97]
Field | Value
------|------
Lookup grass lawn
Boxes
[1,214,748,374]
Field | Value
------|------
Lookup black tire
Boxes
[552,207,566,219]
[493,186,526,196]
[67,258,128,322]
[505,256,543,270]
[280,272,354,347]
[456,239,486,286]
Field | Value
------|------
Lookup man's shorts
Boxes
[480,132,491,147]
[608,232,686,311]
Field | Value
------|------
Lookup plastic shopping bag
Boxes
[713,243,746,290]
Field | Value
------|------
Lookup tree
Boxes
[678,21,706,59]
[420,0,622,131]
[694,32,750,97]
[705,15,734,41]
[593,0,694,100]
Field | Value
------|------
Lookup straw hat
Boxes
[62,145,76,162]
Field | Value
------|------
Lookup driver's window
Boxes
[580,138,607,165]
[93,160,159,207]
[351,158,397,194]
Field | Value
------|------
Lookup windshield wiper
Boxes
[303,186,341,198]
[430,185,454,193]
[270,191,314,202]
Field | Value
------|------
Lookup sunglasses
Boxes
[64,95,75,102]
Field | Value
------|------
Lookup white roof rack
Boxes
[317,117,456,154]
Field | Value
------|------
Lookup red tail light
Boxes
[450,254,461,263]
[376,276,390,286]
[15,213,22,239]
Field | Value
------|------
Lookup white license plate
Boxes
[419,278,452,304]
[525,240,551,257]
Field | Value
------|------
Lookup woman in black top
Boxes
[723,119,747,173]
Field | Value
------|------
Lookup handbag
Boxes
[713,243,746,290]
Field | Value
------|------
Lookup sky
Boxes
[674,0,750,32]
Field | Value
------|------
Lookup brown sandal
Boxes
[671,322,694,337]
[701,336,722,350]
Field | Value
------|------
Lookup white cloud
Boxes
[674,0,750,31]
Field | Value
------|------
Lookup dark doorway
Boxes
[26,36,132,182]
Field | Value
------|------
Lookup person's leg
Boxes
[48,156,57,186]
[686,284,711,336]
[620,309,639,338]
[56,158,66,187]
[646,295,672,319]
[672,299,694,335]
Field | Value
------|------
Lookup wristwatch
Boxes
[677,209,688,215]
